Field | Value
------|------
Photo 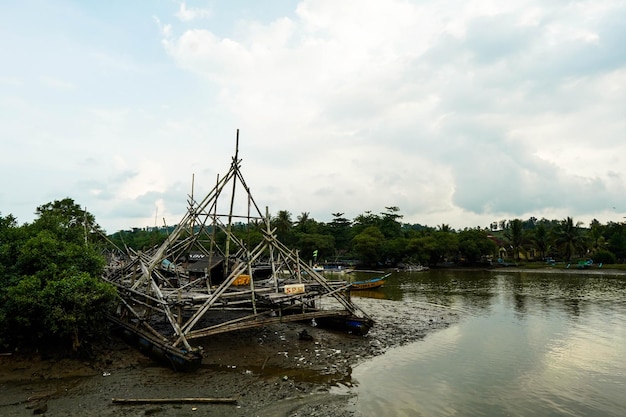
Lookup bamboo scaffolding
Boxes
[103,130,373,368]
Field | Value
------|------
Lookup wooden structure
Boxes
[103,130,372,369]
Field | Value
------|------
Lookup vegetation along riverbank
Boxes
[1,197,625,415]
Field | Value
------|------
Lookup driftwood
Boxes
[112,397,237,405]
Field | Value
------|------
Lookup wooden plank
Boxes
[186,309,350,339]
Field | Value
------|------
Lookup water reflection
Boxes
[391,270,498,313]
[353,270,626,417]
[349,289,387,299]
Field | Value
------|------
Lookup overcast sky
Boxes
[2,0,626,233]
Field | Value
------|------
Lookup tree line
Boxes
[3,199,626,355]
[111,206,626,267]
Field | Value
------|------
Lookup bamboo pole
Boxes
[112,397,237,404]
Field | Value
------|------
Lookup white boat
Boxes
[401,264,429,272]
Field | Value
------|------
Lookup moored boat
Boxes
[350,273,391,290]
[400,263,429,272]
[315,315,374,335]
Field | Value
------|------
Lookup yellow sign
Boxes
[284,284,305,294]
[233,274,250,286]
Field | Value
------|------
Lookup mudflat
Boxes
[0,297,458,416]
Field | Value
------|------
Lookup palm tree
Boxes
[504,219,525,261]
[295,212,311,233]
[531,223,551,260]
[588,219,608,256]
[272,210,293,244]
[553,217,586,261]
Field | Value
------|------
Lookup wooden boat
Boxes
[315,315,374,335]
[350,273,390,290]
[111,316,202,372]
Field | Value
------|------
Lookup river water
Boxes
[351,269,626,417]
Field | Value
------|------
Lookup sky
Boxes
[2,0,626,234]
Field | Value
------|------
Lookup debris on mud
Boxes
[0,295,458,417]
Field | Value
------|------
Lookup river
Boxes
[351,269,626,417]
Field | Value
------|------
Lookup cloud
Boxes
[2,0,626,232]
[175,2,212,22]
[156,0,626,229]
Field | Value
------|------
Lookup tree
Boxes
[530,223,551,260]
[588,219,608,256]
[295,233,334,262]
[553,217,586,261]
[382,237,410,265]
[272,210,294,245]
[0,213,25,287]
[405,235,430,265]
[295,212,319,234]
[379,206,403,238]
[326,212,353,256]
[504,219,526,261]
[458,228,497,264]
[424,229,459,266]
[0,200,116,353]
[352,211,381,235]
[352,226,385,266]
[605,221,626,262]
[34,197,105,243]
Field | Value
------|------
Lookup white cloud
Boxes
[157,0,626,228]
[175,1,211,22]
[2,0,626,232]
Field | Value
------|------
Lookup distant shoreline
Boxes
[488,266,626,276]
[420,264,626,276]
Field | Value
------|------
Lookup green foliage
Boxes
[0,200,116,354]
[3,275,43,332]
[379,206,403,238]
[353,226,385,265]
[295,233,334,261]
[605,222,626,261]
[382,237,410,264]
[530,224,550,259]
[553,217,587,261]
[272,210,294,245]
[594,250,616,264]
[108,228,169,251]
[0,214,25,289]
[405,236,430,265]
[324,213,353,256]
[40,273,116,349]
[458,228,497,264]
[104,206,626,268]
[427,230,459,265]
[504,219,526,261]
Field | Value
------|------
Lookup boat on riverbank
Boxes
[350,273,390,290]
[400,263,429,272]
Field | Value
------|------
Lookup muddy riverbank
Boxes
[0,297,458,416]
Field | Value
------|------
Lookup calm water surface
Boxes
[352,270,626,417]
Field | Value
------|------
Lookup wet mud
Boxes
[0,296,458,416]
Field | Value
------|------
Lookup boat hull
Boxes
[315,316,374,336]
[349,273,390,290]
[350,279,385,290]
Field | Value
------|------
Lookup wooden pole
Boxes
[112,397,237,405]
